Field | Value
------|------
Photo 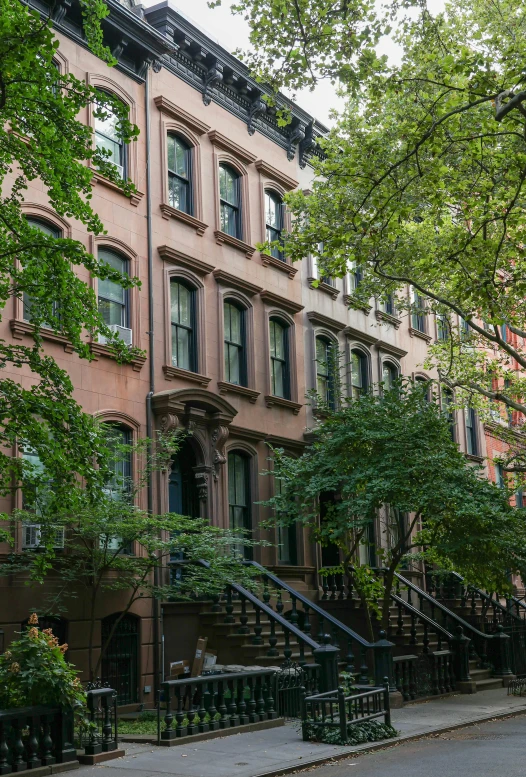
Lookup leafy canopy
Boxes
[0,0,141,492]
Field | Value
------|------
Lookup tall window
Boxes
[465,407,479,456]
[382,294,395,316]
[104,425,132,552]
[98,249,129,328]
[495,463,505,489]
[460,316,470,341]
[269,319,290,399]
[170,280,195,371]
[415,376,431,402]
[348,263,363,293]
[437,314,449,341]
[228,451,252,558]
[441,388,456,441]
[313,249,335,286]
[411,288,426,332]
[24,219,60,324]
[382,361,398,390]
[219,164,241,239]
[316,337,335,408]
[94,93,125,178]
[224,301,246,385]
[350,349,368,399]
[167,135,191,214]
[21,451,63,549]
[265,191,284,259]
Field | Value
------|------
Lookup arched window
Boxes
[23,219,61,324]
[219,164,241,239]
[94,92,125,178]
[265,191,284,259]
[382,361,398,390]
[98,248,129,335]
[269,318,290,399]
[224,300,246,385]
[350,349,368,399]
[316,336,335,407]
[167,135,191,214]
[228,451,252,558]
[170,279,196,372]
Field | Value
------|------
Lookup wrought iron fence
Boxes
[393,650,455,701]
[301,681,391,743]
[160,669,278,742]
[0,704,77,774]
[275,660,320,719]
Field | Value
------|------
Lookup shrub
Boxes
[303,719,398,746]
[0,613,85,709]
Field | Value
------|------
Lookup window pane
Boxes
[98,250,127,325]
[175,327,190,370]
[229,305,242,344]
[265,192,281,229]
[171,282,192,326]
[272,359,284,397]
[94,105,120,142]
[95,133,122,168]
[220,166,238,205]
[227,344,241,384]
[220,203,238,237]
[168,175,188,212]
[167,136,189,178]
[270,321,284,359]
[316,338,329,377]
[99,298,125,326]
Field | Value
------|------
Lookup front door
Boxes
[169,441,200,518]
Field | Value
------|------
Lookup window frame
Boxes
[228,450,253,559]
[23,218,61,325]
[315,335,336,408]
[350,348,369,399]
[264,190,284,260]
[170,278,197,373]
[167,133,193,215]
[219,163,242,240]
[465,407,479,457]
[97,247,130,330]
[269,317,291,400]
[93,89,126,180]
[223,299,247,387]
[382,360,399,390]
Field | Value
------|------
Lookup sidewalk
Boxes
[75,688,526,777]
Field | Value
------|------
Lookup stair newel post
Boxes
[491,625,514,679]
[267,617,279,657]
[451,626,472,684]
[345,638,355,676]
[303,604,311,635]
[224,586,235,624]
[238,597,250,634]
[313,635,340,693]
[372,631,396,692]
[252,607,263,645]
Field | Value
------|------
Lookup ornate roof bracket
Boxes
[287,121,306,162]
[52,0,72,25]
[248,94,267,136]
[299,121,317,169]
[203,59,224,106]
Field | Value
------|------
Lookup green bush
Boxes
[0,613,85,709]
[303,719,398,746]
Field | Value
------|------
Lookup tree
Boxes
[2,429,258,680]
[265,379,526,637]
[0,0,141,494]
[231,0,526,471]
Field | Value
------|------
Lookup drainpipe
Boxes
[144,63,160,700]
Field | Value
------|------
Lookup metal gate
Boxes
[276,661,308,719]
[101,613,139,705]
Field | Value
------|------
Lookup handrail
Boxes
[245,560,374,648]
[170,558,320,651]
[393,570,493,641]
[162,668,276,688]
[390,592,454,641]
[445,570,526,622]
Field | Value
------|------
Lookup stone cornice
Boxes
[259,291,304,315]
[154,96,211,135]
[306,311,346,332]
[159,203,208,235]
[212,270,263,296]
[376,340,408,358]
[344,326,378,346]
[208,131,257,165]
[255,160,298,190]
[261,254,298,278]
[158,245,214,275]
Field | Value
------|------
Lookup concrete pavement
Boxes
[75,688,526,777]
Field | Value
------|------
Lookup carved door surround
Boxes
[152,388,237,524]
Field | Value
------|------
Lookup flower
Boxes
[28,613,39,625]
[59,643,68,653]
[4,651,11,660]
[9,662,20,673]
[28,627,39,639]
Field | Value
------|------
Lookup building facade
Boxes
[0,0,493,707]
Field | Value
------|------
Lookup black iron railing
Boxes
[160,669,278,741]
[0,705,77,774]
[81,687,119,756]
[301,681,391,742]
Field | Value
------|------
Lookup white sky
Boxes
[144,0,445,127]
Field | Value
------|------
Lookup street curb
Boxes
[250,703,526,777]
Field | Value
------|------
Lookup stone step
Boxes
[470,668,492,682]
[474,677,505,691]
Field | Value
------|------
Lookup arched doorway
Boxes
[169,439,200,518]
[101,613,139,705]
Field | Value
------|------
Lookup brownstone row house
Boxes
[0,0,504,708]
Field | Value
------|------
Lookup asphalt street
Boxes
[299,715,526,777]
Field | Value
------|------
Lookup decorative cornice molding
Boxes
[343,293,372,314]
[408,327,432,343]
[265,434,306,452]
[154,95,211,135]
[375,309,401,329]
[307,278,340,300]
[376,340,408,358]
[255,160,298,190]
[159,203,208,234]
[91,171,144,207]
[10,319,74,353]
[212,269,262,296]
[229,424,267,442]
[162,365,212,385]
[158,245,214,275]
[217,382,260,403]
[261,253,298,278]
[90,341,146,372]
[214,230,255,259]
[343,326,378,345]
[306,311,346,332]
[259,291,304,315]
[208,130,257,165]
[264,395,302,415]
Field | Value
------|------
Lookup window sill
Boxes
[10,319,74,353]
[264,395,302,415]
[90,170,144,207]
[218,381,260,403]
[90,342,146,372]
[307,277,339,300]
[343,294,372,314]
[214,230,255,259]
[375,310,401,329]
[408,327,432,343]
[163,364,212,386]
[262,253,298,279]
[160,203,208,235]
[465,453,484,464]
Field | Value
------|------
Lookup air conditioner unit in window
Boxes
[22,524,64,549]
[98,325,133,347]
